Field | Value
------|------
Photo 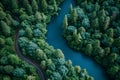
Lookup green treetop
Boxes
[63,15,68,29]
[69,4,73,14]
[0,10,6,20]
[32,0,38,12]
[26,4,33,15]
[41,0,48,11]
[53,0,58,12]
[85,44,93,56]
[11,0,18,10]
[72,9,78,23]
[25,27,33,39]
[0,21,11,36]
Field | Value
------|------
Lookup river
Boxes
[46,0,109,80]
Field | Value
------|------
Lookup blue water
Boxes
[46,0,109,80]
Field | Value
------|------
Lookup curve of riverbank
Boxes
[46,0,109,80]
[14,29,46,80]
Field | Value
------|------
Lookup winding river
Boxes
[46,0,109,80]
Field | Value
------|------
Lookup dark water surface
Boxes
[46,0,109,80]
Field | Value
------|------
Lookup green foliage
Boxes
[114,37,120,48]
[50,72,62,80]
[4,65,14,74]
[0,56,8,65]
[72,9,78,23]
[19,14,29,21]
[53,0,58,12]
[69,4,73,14]
[58,65,68,76]
[0,37,5,46]
[26,41,39,56]
[54,49,64,58]
[5,37,13,46]
[63,15,68,29]
[11,0,18,10]
[62,1,120,80]
[3,76,11,80]
[107,65,119,77]
[0,10,6,20]
[76,7,85,20]
[25,27,33,39]
[13,68,25,77]
[106,28,114,37]
[82,17,90,28]
[35,12,42,22]
[0,2,40,79]
[91,18,99,29]
[18,37,29,47]
[32,0,38,12]
[41,0,48,11]
[8,54,20,65]
[109,53,118,63]
[0,21,11,36]
[19,29,26,37]
[26,4,33,15]
[85,44,93,56]
[40,60,46,70]
[67,26,76,34]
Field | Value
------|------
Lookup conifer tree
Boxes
[69,4,73,14]
[91,18,99,30]
[26,4,33,15]
[32,0,38,12]
[94,2,100,11]
[53,0,57,12]
[63,15,68,29]
[106,28,114,38]
[99,9,106,17]
[72,9,78,23]
[103,16,110,30]
[75,33,82,44]
[85,44,93,56]
[35,11,42,22]
[11,0,18,10]
[0,37,5,46]
[0,21,11,36]
[91,11,97,19]
[0,10,6,20]
[41,0,48,11]
[25,27,33,39]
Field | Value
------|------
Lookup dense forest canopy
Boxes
[63,0,120,80]
[0,0,94,80]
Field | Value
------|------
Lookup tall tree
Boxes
[85,44,93,56]
[0,10,6,20]
[11,0,18,10]
[26,4,33,15]
[41,0,48,11]
[63,15,68,29]
[69,4,73,14]
[32,0,38,12]
[106,28,114,37]
[0,21,11,36]
[91,18,99,30]
[25,27,33,39]
[72,9,78,23]
[0,37,5,47]
[54,0,58,12]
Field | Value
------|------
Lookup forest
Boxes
[0,0,93,80]
[63,0,120,80]
[0,0,119,80]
